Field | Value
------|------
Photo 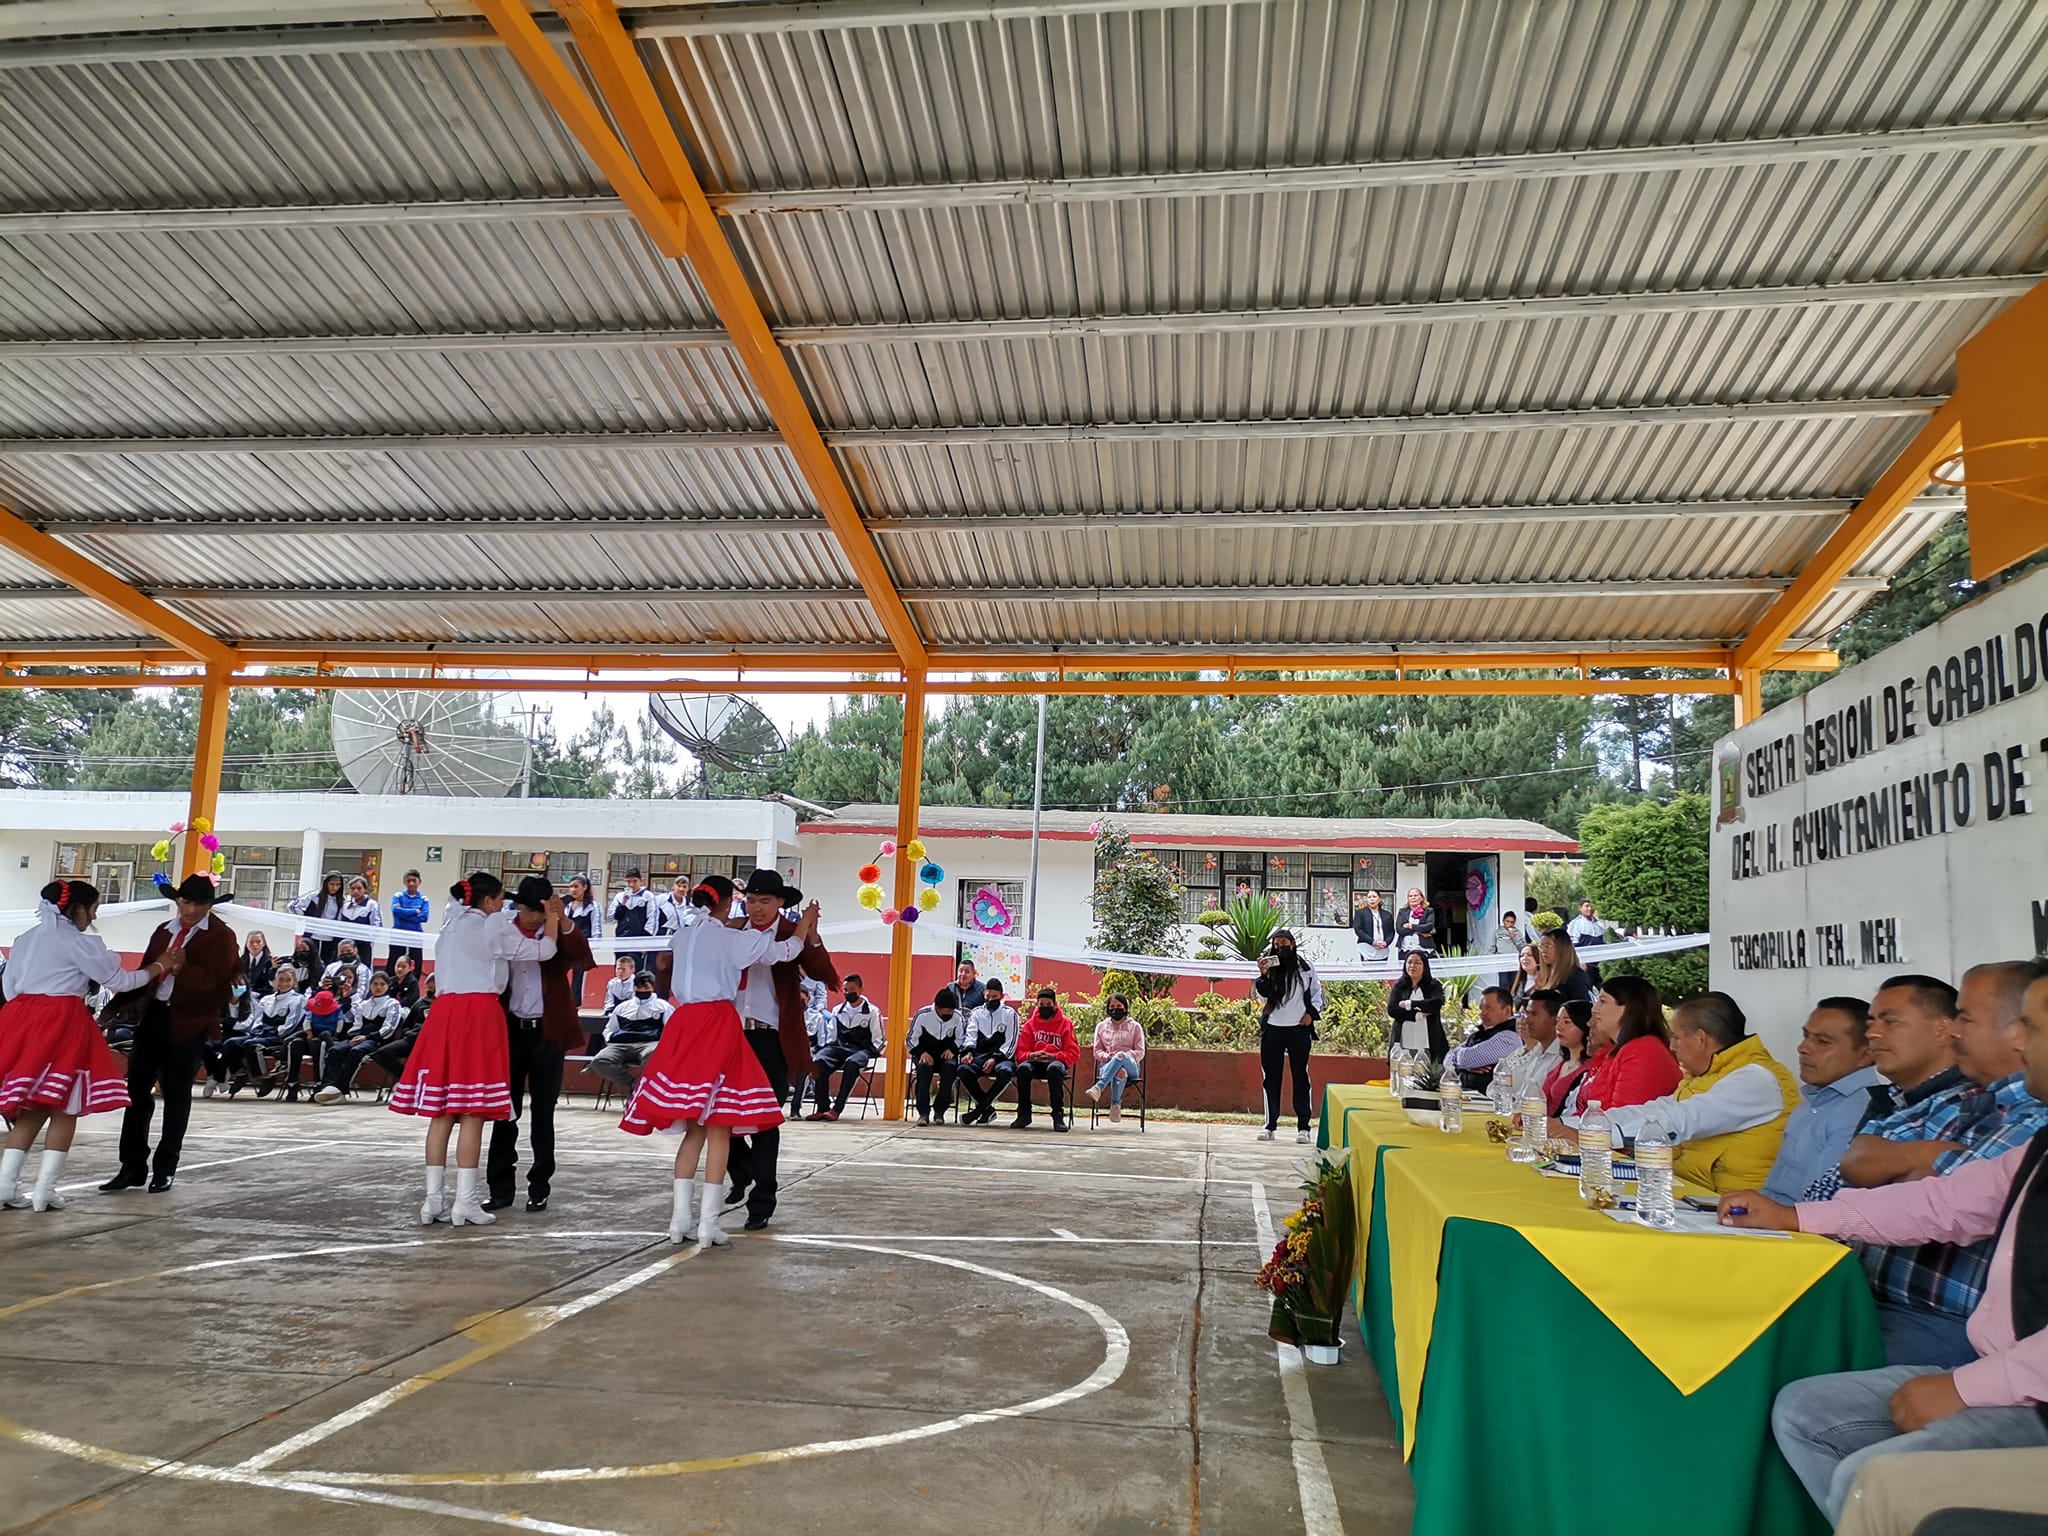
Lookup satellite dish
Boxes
[330,673,534,797]
[649,693,788,796]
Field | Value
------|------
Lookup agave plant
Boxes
[1215,891,1286,961]
[1436,945,1480,1019]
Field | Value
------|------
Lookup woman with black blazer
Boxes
[1395,886,1437,955]
[1387,950,1448,1058]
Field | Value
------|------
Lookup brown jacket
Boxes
[741,914,839,1078]
[496,922,595,1056]
[113,913,240,1041]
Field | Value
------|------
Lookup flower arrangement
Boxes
[150,816,225,895]
[855,835,945,925]
[1257,1149,1356,1359]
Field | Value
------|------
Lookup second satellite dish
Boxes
[649,693,788,796]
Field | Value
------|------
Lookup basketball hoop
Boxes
[1929,436,2048,512]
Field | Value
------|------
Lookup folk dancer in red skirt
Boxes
[0,880,181,1211]
[388,871,561,1227]
[619,874,820,1247]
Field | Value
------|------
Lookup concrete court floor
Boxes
[0,1095,1415,1536]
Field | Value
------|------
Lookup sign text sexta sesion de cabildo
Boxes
[1710,564,2048,1051]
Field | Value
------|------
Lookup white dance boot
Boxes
[696,1183,730,1248]
[419,1164,451,1225]
[668,1177,699,1245]
[450,1167,495,1226]
[28,1149,67,1211]
[0,1146,26,1209]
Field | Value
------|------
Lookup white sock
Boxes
[424,1164,447,1206]
[31,1149,66,1206]
[0,1146,25,1203]
[454,1167,478,1205]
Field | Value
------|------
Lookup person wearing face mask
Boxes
[806,973,883,1122]
[1254,930,1324,1144]
[955,980,1021,1126]
[908,987,961,1126]
[591,971,667,1090]
[1085,993,1147,1125]
[1011,987,1080,1132]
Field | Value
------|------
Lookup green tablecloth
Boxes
[1327,1094,1885,1536]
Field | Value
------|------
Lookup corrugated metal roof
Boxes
[0,0,2036,659]
[818,802,1578,849]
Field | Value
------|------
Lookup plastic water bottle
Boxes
[1636,1119,1677,1228]
[1510,1086,1546,1164]
[1578,1102,1613,1204]
[1491,1063,1516,1117]
[1387,1045,1407,1097]
[1439,1077,1464,1134]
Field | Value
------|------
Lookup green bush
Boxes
[1068,980,1387,1056]
[1606,952,1708,1005]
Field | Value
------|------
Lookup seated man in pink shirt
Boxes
[1719,959,2048,1524]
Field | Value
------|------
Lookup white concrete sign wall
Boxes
[1710,564,2048,1058]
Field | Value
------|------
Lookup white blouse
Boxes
[4,903,156,998]
[341,897,382,925]
[433,905,557,996]
[668,918,804,1006]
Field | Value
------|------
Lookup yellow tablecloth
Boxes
[1326,1086,1854,1456]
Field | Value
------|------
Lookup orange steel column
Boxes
[882,673,927,1121]
[184,667,231,877]
[1732,666,1764,729]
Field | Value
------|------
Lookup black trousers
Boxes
[392,942,424,970]
[955,1054,1014,1117]
[1260,1023,1314,1131]
[1011,1059,1068,1123]
[117,1005,204,1178]
[912,1049,958,1117]
[724,1027,785,1221]
[369,1036,414,1082]
[488,1020,563,1204]
[810,1046,873,1116]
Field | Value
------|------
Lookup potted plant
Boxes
[1399,1056,1445,1125]
[1258,1150,1357,1364]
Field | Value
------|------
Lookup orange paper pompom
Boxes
[857,863,882,884]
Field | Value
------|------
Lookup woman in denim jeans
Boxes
[1085,993,1147,1124]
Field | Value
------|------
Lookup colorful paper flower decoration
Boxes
[917,887,940,911]
[898,906,921,924]
[881,908,899,925]
[879,840,896,856]
[918,861,944,884]
[199,833,221,853]
[856,883,885,910]
[857,863,882,884]
[169,821,186,835]
[210,852,227,876]
[904,839,928,862]
[190,817,212,834]
[151,840,172,862]
[970,885,1013,934]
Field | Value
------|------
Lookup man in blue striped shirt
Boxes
[1762,997,1884,1205]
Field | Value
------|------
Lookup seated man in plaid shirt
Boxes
[1809,964,2048,1370]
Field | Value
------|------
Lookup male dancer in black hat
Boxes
[723,868,838,1230]
[101,875,240,1192]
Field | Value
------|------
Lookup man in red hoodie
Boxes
[1010,985,1080,1133]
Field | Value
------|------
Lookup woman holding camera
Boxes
[1254,930,1323,1145]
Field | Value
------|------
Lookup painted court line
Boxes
[233,1243,700,1473]
[56,1142,324,1194]
[1252,1180,1345,1536]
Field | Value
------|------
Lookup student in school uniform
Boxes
[609,870,657,976]
[806,973,882,1121]
[909,987,962,1126]
[955,980,1021,1126]
[389,870,431,972]
[340,877,382,967]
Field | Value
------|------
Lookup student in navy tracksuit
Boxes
[610,871,657,975]
[390,869,431,971]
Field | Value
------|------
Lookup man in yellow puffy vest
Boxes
[1602,992,1801,1192]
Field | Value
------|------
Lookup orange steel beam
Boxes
[467,0,690,257]
[184,667,231,876]
[882,672,927,1122]
[493,0,929,671]
[0,671,1732,699]
[1736,399,1964,669]
[0,505,234,668]
[1733,667,1765,728]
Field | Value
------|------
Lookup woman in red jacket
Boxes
[1568,975,1678,1121]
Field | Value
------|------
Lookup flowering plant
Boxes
[1258,1150,1356,1348]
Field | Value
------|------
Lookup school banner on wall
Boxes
[1711,563,2048,1050]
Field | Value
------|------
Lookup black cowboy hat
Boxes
[510,874,555,909]
[155,873,232,904]
[740,868,799,903]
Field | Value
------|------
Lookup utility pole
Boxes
[1025,693,1047,944]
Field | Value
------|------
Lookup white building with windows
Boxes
[1,791,1575,999]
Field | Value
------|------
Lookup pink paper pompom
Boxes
[879,840,897,856]
[169,820,186,834]
[881,908,899,925]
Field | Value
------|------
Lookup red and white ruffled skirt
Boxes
[387,992,511,1120]
[619,999,785,1135]
[0,993,131,1119]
